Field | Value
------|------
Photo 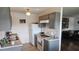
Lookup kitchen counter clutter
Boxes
[0,32,23,51]
[36,33,58,41]
[35,33,59,51]
[0,40,23,50]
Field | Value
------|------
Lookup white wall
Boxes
[11,11,38,44]
[63,16,79,31]
[69,17,75,30]
[73,16,79,30]
[68,15,79,30]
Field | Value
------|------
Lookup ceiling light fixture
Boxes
[26,9,31,16]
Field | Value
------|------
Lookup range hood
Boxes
[40,20,49,23]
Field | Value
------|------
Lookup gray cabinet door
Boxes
[43,39,59,51]
[0,7,11,31]
[49,13,56,28]
[49,12,60,29]
[55,12,60,29]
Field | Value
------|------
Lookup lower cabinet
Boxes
[43,39,59,51]
[36,37,59,51]
[37,42,42,51]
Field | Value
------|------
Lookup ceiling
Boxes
[10,7,53,14]
[63,7,79,17]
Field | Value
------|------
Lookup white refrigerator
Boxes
[30,24,41,46]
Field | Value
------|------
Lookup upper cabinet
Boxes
[39,14,49,28]
[39,14,49,20]
[49,13,56,28]
[0,7,12,31]
[39,12,60,29]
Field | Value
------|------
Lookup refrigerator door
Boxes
[31,24,41,46]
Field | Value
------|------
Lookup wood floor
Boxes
[22,43,39,51]
[61,41,79,51]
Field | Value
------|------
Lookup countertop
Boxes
[0,40,23,49]
[36,33,59,42]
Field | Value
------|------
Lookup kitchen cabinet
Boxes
[49,12,60,28]
[38,23,47,28]
[43,39,59,51]
[0,7,12,31]
[39,12,60,29]
[39,14,49,20]
[49,13,55,28]
[62,18,69,29]
[39,15,49,28]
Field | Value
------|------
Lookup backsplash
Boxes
[42,27,55,35]
[42,27,59,39]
